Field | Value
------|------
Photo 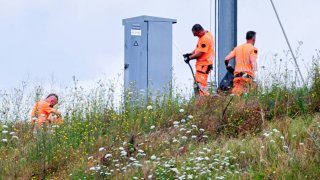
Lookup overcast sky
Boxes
[0,0,319,90]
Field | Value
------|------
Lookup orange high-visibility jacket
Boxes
[31,100,56,120]
[227,43,258,77]
[194,31,214,66]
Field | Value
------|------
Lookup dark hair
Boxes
[46,93,58,101]
[246,31,256,40]
[192,24,204,32]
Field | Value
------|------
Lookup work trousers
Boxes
[232,77,254,96]
[195,64,212,96]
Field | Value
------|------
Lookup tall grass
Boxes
[0,50,319,179]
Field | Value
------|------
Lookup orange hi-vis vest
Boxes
[31,100,55,120]
[194,31,214,66]
[230,43,258,77]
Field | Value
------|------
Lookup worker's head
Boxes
[246,31,256,45]
[192,24,205,37]
[46,93,59,107]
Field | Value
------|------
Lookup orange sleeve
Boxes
[42,103,56,115]
[225,48,236,61]
[31,102,38,117]
[250,47,258,71]
[196,37,210,53]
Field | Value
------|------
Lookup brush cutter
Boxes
[183,53,203,96]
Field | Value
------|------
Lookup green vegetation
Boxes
[0,53,319,179]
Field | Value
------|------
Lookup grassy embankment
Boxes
[0,52,319,179]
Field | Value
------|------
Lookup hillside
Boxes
[0,61,319,179]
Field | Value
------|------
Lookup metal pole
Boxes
[217,0,237,87]
[214,0,218,87]
[269,0,306,87]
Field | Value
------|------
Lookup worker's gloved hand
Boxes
[226,65,234,72]
[183,53,192,64]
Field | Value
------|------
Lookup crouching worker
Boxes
[30,93,64,128]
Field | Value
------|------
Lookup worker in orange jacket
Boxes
[224,31,258,96]
[184,24,214,96]
[31,93,63,127]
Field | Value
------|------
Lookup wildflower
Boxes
[150,125,155,130]
[199,128,205,132]
[172,138,178,143]
[133,177,138,180]
[148,175,153,179]
[174,125,179,128]
[270,139,275,143]
[226,150,231,154]
[138,149,144,153]
[123,141,127,146]
[2,125,8,129]
[191,125,197,129]
[181,119,186,123]
[12,136,19,140]
[120,150,127,156]
[181,136,188,141]
[150,155,157,160]
[89,166,101,171]
[283,145,289,149]
[292,134,297,138]
[299,142,304,146]
[2,130,8,134]
[188,115,193,119]
[180,128,186,132]
[147,105,153,110]
[99,147,106,152]
[119,147,124,151]
[263,132,270,137]
[203,135,208,138]
[280,136,284,140]
[187,174,193,179]
[129,157,137,161]
[173,121,180,125]
[87,156,93,160]
[272,128,280,133]
[191,135,197,139]
[261,146,265,149]
[52,125,59,128]
[1,139,8,142]
[179,109,185,113]
[240,151,245,154]
[186,130,191,134]
[9,132,15,135]
[216,176,225,179]
[170,168,180,174]
[105,154,112,158]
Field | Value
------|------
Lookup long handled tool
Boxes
[183,54,204,96]
[186,61,200,94]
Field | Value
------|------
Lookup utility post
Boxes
[217,0,237,87]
